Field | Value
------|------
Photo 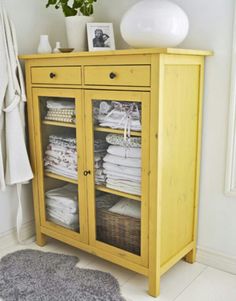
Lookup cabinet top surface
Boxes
[19,48,212,60]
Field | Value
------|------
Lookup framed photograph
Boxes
[87,23,116,51]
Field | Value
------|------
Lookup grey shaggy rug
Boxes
[0,249,126,301]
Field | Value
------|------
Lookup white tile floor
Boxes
[0,239,236,301]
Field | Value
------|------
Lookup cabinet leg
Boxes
[148,274,160,298]
[185,248,196,264]
[36,231,47,247]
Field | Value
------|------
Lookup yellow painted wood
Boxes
[160,242,194,275]
[42,120,76,128]
[44,172,77,184]
[22,49,210,297]
[41,225,149,276]
[159,58,201,266]
[95,185,141,201]
[19,47,212,60]
[31,66,82,85]
[148,54,161,297]
[84,65,151,87]
[94,126,141,137]
[185,58,205,264]
[25,62,47,247]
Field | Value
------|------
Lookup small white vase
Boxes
[37,35,52,54]
[65,15,94,52]
[120,0,189,48]
[53,41,61,53]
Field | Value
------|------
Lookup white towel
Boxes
[107,145,141,158]
[47,208,78,225]
[103,154,141,168]
[103,170,141,182]
[103,162,141,176]
[47,100,75,109]
[106,183,141,196]
[108,199,141,219]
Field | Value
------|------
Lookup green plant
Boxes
[46,0,97,17]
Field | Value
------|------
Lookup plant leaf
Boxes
[46,0,57,8]
[62,4,77,16]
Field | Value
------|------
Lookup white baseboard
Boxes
[197,246,236,274]
[0,221,35,251]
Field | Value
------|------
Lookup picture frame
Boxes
[87,23,116,51]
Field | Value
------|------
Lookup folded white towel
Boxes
[103,170,141,182]
[106,183,141,196]
[46,184,77,208]
[107,145,141,158]
[108,199,141,219]
[103,154,141,168]
[47,100,75,109]
[103,162,141,176]
[47,208,79,225]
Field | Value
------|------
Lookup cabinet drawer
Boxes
[84,65,151,87]
[31,66,82,85]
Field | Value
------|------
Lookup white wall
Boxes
[1,0,236,259]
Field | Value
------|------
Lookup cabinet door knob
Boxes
[49,72,56,78]
[109,72,116,79]
[83,170,91,176]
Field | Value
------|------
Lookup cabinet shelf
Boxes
[44,172,78,184]
[42,120,76,128]
[95,185,141,201]
[94,126,141,137]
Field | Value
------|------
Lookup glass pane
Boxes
[38,96,80,233]
[92,99,142,255]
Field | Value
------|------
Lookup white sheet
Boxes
[103,154,141,168]
[107,145,141,158]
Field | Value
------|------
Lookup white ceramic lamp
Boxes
[120,0,189,48]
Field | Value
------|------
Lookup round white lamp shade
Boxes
[120,0,189,48]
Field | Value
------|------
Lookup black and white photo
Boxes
[87,23,115,51]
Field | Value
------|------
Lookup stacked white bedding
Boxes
[102,134,142,196]
[46,184,79,231]
[44,100,76,124]
[44,135,77,180]
[94,139,108,185]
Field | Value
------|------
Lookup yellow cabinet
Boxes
[21,48,211,297]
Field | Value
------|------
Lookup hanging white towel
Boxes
[0,5,33,243]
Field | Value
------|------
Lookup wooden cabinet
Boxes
[21,48,211,297]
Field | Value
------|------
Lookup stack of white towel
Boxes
[94,139,108,185]
[44,135,77,180]
[102,134,142,196]
[46,184,79,231]
[44,100,76,124]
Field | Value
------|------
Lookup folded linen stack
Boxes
[103,134,142,196]
[94,139,108,185]
[44,100,76,124]
[94,101,141,132]
[46,184,79,231]
[44,135,77,180]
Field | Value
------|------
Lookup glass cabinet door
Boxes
[85,90,150,267]
[32,88,88,243]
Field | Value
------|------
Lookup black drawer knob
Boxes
[109,72,116,79]
[49,72,56,78]
[83,170,91,176]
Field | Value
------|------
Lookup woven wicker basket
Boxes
[96,208,141,255]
